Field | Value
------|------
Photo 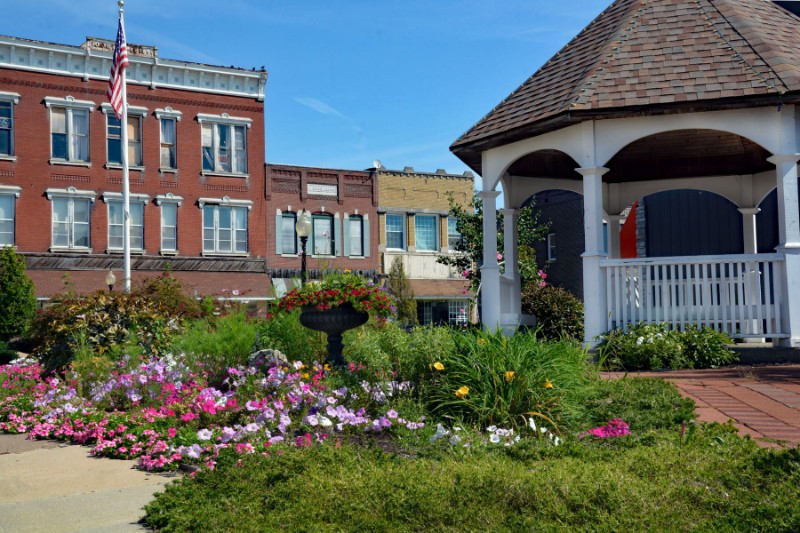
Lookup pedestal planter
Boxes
[299,303,368,368]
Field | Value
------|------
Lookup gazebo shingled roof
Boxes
[451,0,800,174]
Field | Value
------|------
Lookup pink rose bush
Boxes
[0,354,424,472]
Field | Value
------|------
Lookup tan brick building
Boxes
[375,164,475,325]
[0,34,269,301]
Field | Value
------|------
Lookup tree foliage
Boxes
[0,246,36,341]
[437,193,549,292]
[387,258,418,325]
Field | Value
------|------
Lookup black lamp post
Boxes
[105,270,117,292]
[295,210,312,286]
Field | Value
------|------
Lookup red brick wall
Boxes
[265,164,380,273]
[0,68,266,257]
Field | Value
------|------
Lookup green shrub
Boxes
[0,340,17,364]
[29,287,188,374]
[172,312,259,383]
[521,284,584,341]
[599,323,736,371]
[143,428,800,532]
[680,325,737,368]
[0,246,36,342]
[255,309,326,363]
[424,329,590,431]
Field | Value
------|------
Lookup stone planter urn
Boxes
[299,303,368,369]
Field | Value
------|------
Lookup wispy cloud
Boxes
[293,96,365,149]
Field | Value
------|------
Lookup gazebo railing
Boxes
[601,254,787,338]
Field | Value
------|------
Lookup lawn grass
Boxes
[143,422,800,532]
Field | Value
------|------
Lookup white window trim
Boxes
[154,107,183,121]
[46,187,95,253]
[100,103,149,117]
[0,92,20,161]
[46,96,94,166]
[104,194,147,253]
[101,105,146,170]
[197,113,250,178]
[198,196,253,210]
[414,213,439,253]
[0,185,21,197]
[200,197,251,257]
[156,194,182,255]
[155,193,184,206]
[385,212,406,251]
[44,96,95,111]
[196,113,252,128]
[156,109,180,172]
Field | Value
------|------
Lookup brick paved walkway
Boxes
[603,365,800,447]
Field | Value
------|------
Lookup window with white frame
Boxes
[447,217,462,251]
[46,188,95,250]
[106,198,146,251]
[281,212,297,255]
[0,186,20,246]
[349,215,363,256]
[547,233,556,262]
[106,115,143,166]
[201,197,251,254]
[415,214,437,251]
[0,92,19,158]
[155,108,181,171]
[197,113,251,175]
[312,214,334,256]
[155,194,182,254]
[385,213,405,250]
[448,300,469,325]
[46,97,94,163]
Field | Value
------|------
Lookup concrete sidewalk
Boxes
[604,364,800,447]
[0,435,179,533]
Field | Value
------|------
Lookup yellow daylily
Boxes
[544,380,554,389]
[433,362,445,371]
[455,386,470,399]
[504,371,515,382]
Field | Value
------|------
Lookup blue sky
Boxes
[5,0,609,186]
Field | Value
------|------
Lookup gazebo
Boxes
[451,0,800,347]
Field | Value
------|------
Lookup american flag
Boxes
[107,17,129,119]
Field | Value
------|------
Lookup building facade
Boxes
[375,165,474,325]
[0,34,269,301]
[265,163,379,295]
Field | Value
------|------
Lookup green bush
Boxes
[29,275,199,373]
[255,309,326,363]
[143,429,800,532]
[424,329,590,431]
[521,284,584,341]
[0,246,36,342]
[172,312,260,384]
[599,323,736,371]
[0,340,17,364]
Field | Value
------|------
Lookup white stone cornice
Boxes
[154,107,182,121]
[100,103,148,116]
[196,113,252,128]
[0,185,21,197]
[102,192,149,204]
[154,193,183,206]
[198,196,253,210]
[45,186,96,201]
[0,91,20,103]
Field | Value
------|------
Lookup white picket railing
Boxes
[601,254,787,338]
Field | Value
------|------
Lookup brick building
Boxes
[375,164,474,325]
[0,34,269,301]
[265,163,379,295]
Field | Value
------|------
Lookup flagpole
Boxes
[119,0,131,292]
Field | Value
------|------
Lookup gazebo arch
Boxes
[451,0,800,347]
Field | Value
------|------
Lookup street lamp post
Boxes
[105,270,117,292]
[295,210,312,286]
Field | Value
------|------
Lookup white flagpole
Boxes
[119,0,131,292]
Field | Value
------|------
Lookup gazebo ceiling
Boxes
[452,0,800,176]
[509,129,774,182]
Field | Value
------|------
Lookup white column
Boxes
[737,207,760,255]
[768,153,800,347]
[607,214,625,259]
[501,208,521,320]
[577,166,609,346]
[479,190,502,330]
